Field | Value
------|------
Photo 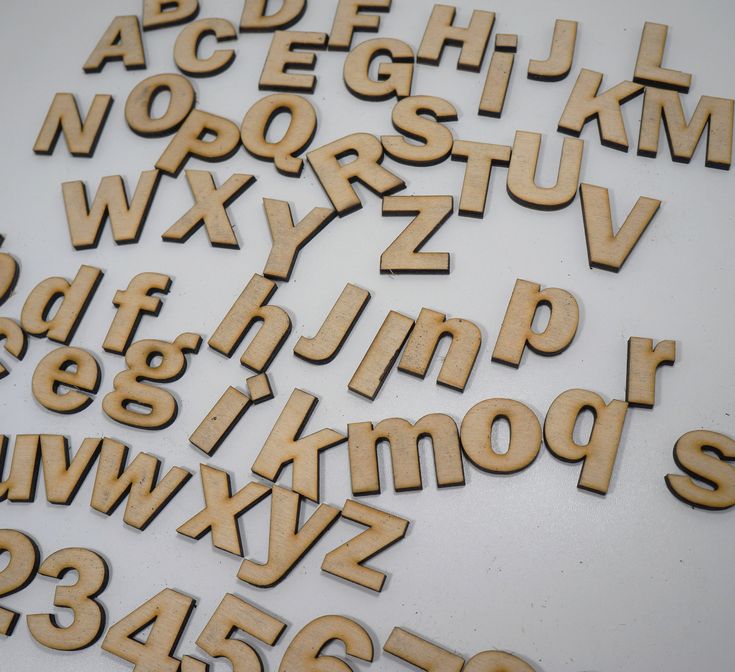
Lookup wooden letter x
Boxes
[177,465,271,556]
[162,170,255,248]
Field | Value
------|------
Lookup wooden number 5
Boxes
[0,529,40,636]
[27,547,109,650]
[194,593,286,671]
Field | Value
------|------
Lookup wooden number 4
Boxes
[102,588,196,672]
[104,588,286,672]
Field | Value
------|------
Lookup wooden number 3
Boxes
[0,529,108,650]
[26,547,110,651]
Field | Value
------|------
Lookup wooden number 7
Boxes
[0,529,40,636]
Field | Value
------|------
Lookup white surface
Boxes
[1,0,734,670]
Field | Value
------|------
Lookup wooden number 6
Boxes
[279,615,374,671]
[27,547,109,650]
[0,529,40,636]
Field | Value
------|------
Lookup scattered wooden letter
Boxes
[666,430,735,510]
[21,265,103,345]
[91,439,192,529]
[381,95,458,166]
[451,140,511,218]
[492,278,579,367]
[174,19,237,77]
[177,466,271,556]
[460,398,542,473]
[348,414,464,494]
[479,37,516,117]
[579,184,661,271]
[237,486,340,587]
[37,435,103,506]
[398,307,481,390]
[348,310,414,400]
[62,171,162,249]
[343,38,414,101]
[252,388,346,501]
[329,0,392,51]
[294,283,371,364]
[321,499,409,591]
[189,387,251,456]
[633,22,691,92]
[240,0,306,32]
[162,170,255,248]
[103,272,172,355]
[143,0,200,31]
[31,346,101,414]
[156,110,242,177]
[507,131,583,210]
[102,333,202,430]
[125,74,196,138]
[381,195,452,274]
[307,133,406,215]
[626,337,676,408]
[544,388,629,495]
[527,19,577,81]
[637,88,734,169]
[0,435,43,502]
[33,93,113,157]
[241,93,317,176]
[557,69,643,151]
[208,273,291,372]
[83,16,146,73]
[259,31,328,93]
[262,198,336,280]
[417,4,494,72]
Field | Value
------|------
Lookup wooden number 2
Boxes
[0,529,40,636]
[27,547,109,650]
